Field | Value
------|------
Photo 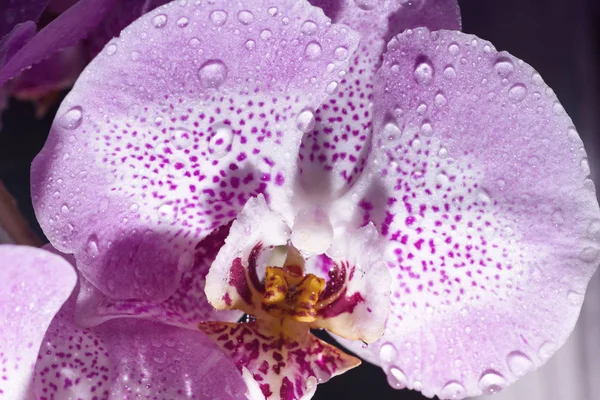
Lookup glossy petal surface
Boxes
[0,21,36,69]
[32,0,359,301]
[76,224,241,328]
[338,29,600,398]
[198,321,359,400]
[34,292,247,400]
[0,0,117,85]
[297,0,461,199]
[0,245,76,399]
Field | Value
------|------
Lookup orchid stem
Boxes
[0,181,43,246]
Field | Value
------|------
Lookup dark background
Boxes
[1,0,598,399]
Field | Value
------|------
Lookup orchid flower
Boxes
[0,0,597,399]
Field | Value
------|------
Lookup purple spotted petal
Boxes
[33,292,247,399]
[0,0,117,85]
[0,0,50,39]
[198,321,360,400]
[0,244,76,399]
[336,28,600,399]
[297,0,461,199]
[32,0,359,302]
[75,224,241,328]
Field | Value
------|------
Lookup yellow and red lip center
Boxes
[262,265,326,323]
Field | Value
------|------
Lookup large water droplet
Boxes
[198,60,228,88]
[209,10,228,26]
[305,41,322,60]
[414,57,434,85]
[508,83,527,103]
[538,341,556,360]
[355,0,378,10]
[260,29,273,40]
[379,343,398,363]
[494,58,514,78]
[157,203,178,223]
[301,20,318,35]
[387,367,407,389]
[334,46,349,61]
[245,40,256,51]
[177,17,189,27]
[209,123,233,158]
[60,106,83,129]
[448,42,460,56]
[506,351,533,377]
[478,371,506,395]
[439,382,466,399]
[267,6,278,16]
[434,92,447,107]
[86,235,99,257]
[443,65,456,79]
[152,14,167,28]
[383,122,401,141]
[106,43,117,55]
[296,109,315,133]
[237,10,254,24]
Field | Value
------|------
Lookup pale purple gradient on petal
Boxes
[337,28,600,398]
[34,292,247,399]
[32,0,359,302]
[0,244,76,399]
[75,224,241,328]
[297,0,461,199]
[0,0,117,85]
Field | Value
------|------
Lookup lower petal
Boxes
[198,321,359,400]
[0,245,76,399]
[34,291,248,399]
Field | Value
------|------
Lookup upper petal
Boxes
[296,0,461,200]
[31,0,359,301]
[0,244,76,399]
[0,0,50,39]
[337,28,600,398]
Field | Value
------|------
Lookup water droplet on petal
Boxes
[209,122,233,158]
[152,14,167,28]
[237,10,254,24]
[198,60,228,88]
[177,17,189,27]
[553,102,565,115]
[209,10,228,26]
[326,81,339,94]
[508,83,527,103]
[106,43,117,55]
[440,382,466,399]
[538,341,556,360]
[387,367,407,389]
[86,235,99,256]
[400,0,424,8]
[506,351,533,377]
[494,57,514,78]
[260,29,273,40]
[414,57,434,85]
[478,371,506,395]
[383,122,401,141]
[448,43,460,56]
[443,65,456,79]
[268,7,278,16]
[355,0,378,10]
[157,203,178,223]
[421,120,433,136]
[379,343,398,363]
[60,106,83,129]
[245,40,256,51]
[305,41,322,60]
[567,290,584,305]
[296,109,315,133]
[301,20,318,35]
[334,46,349,60]
[434,92,447,107]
